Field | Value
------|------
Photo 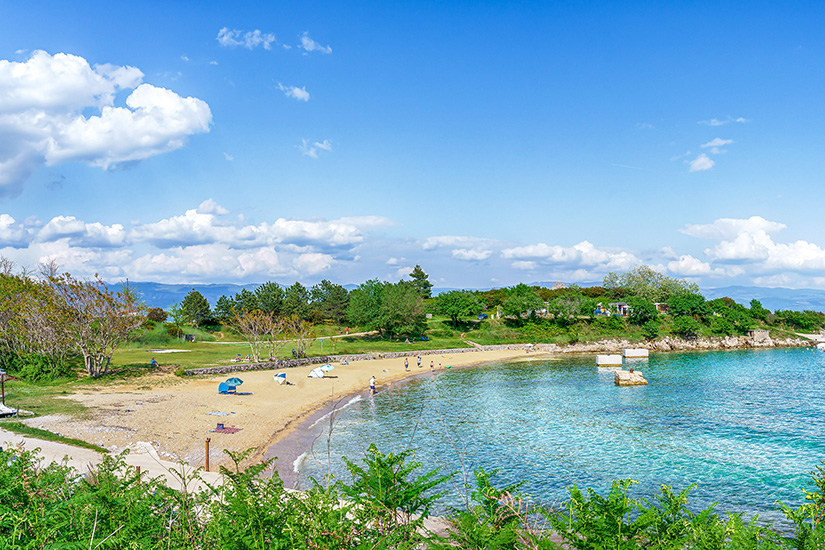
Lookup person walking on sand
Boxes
[404,357,409,371]
[417,356,422,368]
[369,376,376,395]
[430,360,434,372]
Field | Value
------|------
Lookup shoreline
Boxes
[20,337,812,476]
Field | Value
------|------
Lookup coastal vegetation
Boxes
[2,261,823,386]
[2,443,824,549]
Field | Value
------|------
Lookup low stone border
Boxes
[183,343,550,376]
[184,336,807,376]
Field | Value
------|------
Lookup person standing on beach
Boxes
[430,360,434,372]
[404,357,409,371]
[417,356,422,368]
[369,376,376,395]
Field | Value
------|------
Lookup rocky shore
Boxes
[555,334,809,354]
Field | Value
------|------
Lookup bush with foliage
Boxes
[4,444,825,549]
[671,315,701,338]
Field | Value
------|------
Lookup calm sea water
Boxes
[297,347,825,527]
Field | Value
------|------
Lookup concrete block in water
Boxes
[596,354,623,366]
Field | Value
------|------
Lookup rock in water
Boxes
[615,370,648,386]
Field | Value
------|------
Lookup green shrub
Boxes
[671,316,701,338]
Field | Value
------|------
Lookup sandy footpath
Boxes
[24,348,547,473]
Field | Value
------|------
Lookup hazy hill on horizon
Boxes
[115,281,825,314]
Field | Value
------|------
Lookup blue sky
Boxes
[1,1,825,290]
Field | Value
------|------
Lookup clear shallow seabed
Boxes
[298,347,825,528]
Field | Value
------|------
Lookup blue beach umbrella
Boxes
[225,377,244,386]
[320,365,334,371]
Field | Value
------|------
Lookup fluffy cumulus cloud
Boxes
[501,240,639,272]
[0,200,396,283]
[681,216,825,280]
[0,51,211,196]
[217,27,276,50]
[277,83,310,101]
[422,235,495,263]
[299,32,332,54]
[688,153,715,172]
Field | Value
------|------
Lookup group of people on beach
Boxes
[372,355,442,395]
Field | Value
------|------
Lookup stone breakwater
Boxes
[184,336,807,376]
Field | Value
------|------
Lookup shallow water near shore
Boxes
[297,347,825,529]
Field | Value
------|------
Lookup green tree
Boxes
[283,282,311,320]
[671,315,701,339]
[49,275,146,378]
[667,292,710,319]
[408,264,433,298]
[347,279,385,331]
[180,289,211,328]
[435,290,482,326]
[604,265,699,303]
[255,281,283,315]
[626,296,657,326]
[750,299,770,321]
[233,288,259,312]
[311,279,350,328]
[347,280,425,337]
[547,292,592,327]
[378,281,426,337]
[501,284,544,323]
[213,295,235,324]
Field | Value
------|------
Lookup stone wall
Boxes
[183,337,804,376]
[184,343,548,376]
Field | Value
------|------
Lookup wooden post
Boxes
[205,438,211,472]
[136,465,140,483]
[1,375,5,406]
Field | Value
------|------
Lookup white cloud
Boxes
[682,216,786,241]
[698,116,749,126]
[386,257,403,265]
[217,27,276,50]
[0,214,32,247]
[512,260,538,270]
[452,248,492,261]
[681,216,825,274]
[197,198,229,215]
[298,138,332,158]
[422,235,493,250]
[181,55,189,62]
[293,252,333,275]
[223,152,233,161]
[299,32,332,54]
[37,216,126,248]
[277,83,310,101]
[501,240,638,269]
[701,138,733,148]
[0,203,397,283]
[0,51,211,196]
[667,255,715,276]
[688,153,715,172]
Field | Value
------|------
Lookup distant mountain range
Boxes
[117,281,825,313]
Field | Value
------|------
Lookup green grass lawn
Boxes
[0,421,108,453]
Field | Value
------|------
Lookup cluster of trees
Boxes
[434,266,825,340]
[347,280,427,338]
[206,280,349,328]
[0,260,145,380]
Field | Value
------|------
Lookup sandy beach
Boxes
[23,348,547,479]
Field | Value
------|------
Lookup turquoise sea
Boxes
[297,347,825,528]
